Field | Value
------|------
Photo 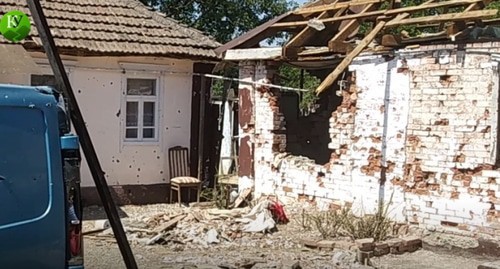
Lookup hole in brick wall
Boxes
[441,221,459,227]
[281,69,345,164]
[439,75,451,83]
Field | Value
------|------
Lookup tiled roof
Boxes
[0,0,220,60]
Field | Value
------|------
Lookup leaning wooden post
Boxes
[315,21,387,95]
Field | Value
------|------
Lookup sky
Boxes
[296,0,309,6]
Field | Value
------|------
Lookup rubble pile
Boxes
[86,199,294,250]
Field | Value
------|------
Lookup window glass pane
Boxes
[143,128,154,139]
[125,128,138,139]
[126,79,156,96]
[143,102,155,127]
[126,102,138,127]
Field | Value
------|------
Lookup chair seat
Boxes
[171,176,200,184]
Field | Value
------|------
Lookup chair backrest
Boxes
[168,146,190,178]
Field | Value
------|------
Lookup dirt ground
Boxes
[82,203,497,269]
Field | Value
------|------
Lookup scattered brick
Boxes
[355,238,375,251]
[317,240,336,250]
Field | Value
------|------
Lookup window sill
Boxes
[122,140,160,146]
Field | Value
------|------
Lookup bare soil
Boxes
[82,203,496,269]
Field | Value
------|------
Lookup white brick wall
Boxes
[242,42,500,237]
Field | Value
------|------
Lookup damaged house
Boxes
[0,0,219,204]
[217,0,500,236]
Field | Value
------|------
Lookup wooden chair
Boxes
[168,146,201,205]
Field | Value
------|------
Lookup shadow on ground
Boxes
[83,205,128,221]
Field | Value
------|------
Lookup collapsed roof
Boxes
[217,0,499,93]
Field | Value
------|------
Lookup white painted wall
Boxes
[0,49,194,187]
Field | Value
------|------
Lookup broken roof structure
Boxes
[218,0,500,239]
[217,0,499,92]
[0,0,220,60]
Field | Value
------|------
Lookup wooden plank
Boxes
[224,47,282,61]
[384,0,482,15]
[274,0,487,29]
[152,214,186,234]
[328,4,376,51]
[284,9,336,59]
[315,20,387,94]
[273,10,385,28]
[385,9,498,27]
[294,0,382,15]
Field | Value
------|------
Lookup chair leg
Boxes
[197,184,201,203]
[178,186,182,206]
[169,187,172,204]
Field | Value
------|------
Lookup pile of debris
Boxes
[85,198,290,249]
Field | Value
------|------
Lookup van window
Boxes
[0,107,50,228]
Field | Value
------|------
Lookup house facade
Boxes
[0,0,219,204]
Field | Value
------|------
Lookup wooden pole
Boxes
[197,76,207,181]
[26,1,138,268]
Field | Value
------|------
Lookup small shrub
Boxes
[303,198,393,241]
[295,208,313,231]
[340,196,393,242]
[307,209,345,239]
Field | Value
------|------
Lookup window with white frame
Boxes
[124,78,158,142]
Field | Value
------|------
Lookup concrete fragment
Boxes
[317,240,336,249]
[478,261,500,269]
[332,250,356,267]
[94,219,110,230]
[206,229,220,244]
[301,239,318,249]
[335,240,357,251]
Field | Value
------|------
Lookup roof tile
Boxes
[0,0,220,59]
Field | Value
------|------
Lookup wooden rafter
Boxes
[294,0,383,15]
[328,3,377,52]
[316,21,385,94]
[283,1,344,59]
[385,9,498,27]
[315,13,409,94]
[272,0,490,29]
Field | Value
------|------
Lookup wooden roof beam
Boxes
[315,20,388,94]
[384,0,483,15]
[315,13,408,95]
[328,3,377,52]
[272,0,487,30]
[385,9,498,27]
[294,0,383,15]
[284,3,347,59]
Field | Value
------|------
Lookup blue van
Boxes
[0,84,84,269]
